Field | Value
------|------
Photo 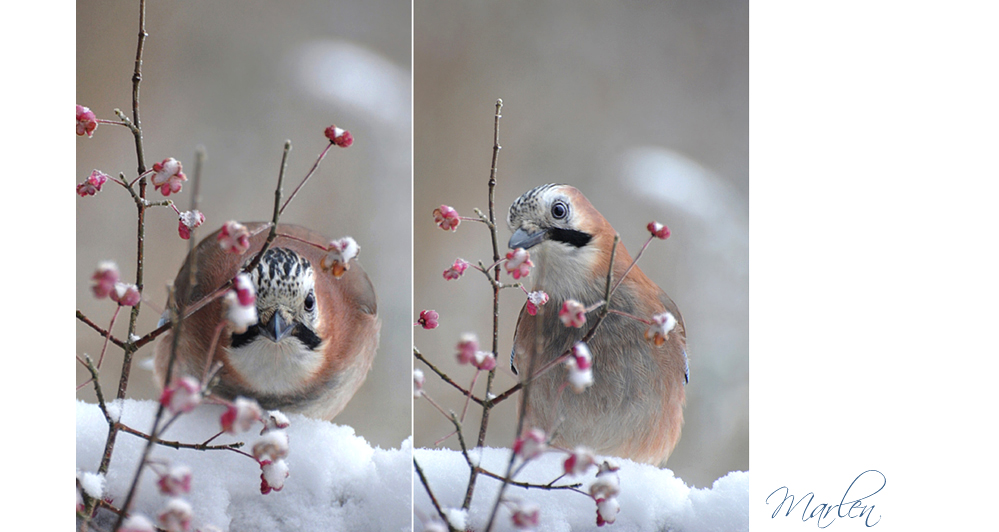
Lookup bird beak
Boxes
[508,227,546,250]
[260,310,296,343]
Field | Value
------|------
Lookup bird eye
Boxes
[551,201,568,219]
[304,292,316,312]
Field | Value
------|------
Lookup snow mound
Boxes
[77,400,411,531]
[414,446,747,532]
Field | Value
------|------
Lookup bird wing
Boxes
[510,302,534,375]
[274,224,380,410]
[656,289,688,384]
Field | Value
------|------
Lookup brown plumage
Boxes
[508,184,687,466]
[154,223,379,420]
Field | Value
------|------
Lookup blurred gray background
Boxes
[76,0,411,449]
[413,0,747,488]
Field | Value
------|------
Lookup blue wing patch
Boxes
[683,349,689,385]
[157,309,170,328]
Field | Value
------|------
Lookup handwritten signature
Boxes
[766,469,884,528]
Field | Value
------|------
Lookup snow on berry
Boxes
[455,333,479,365]
[110,282,141,307]
[513,428,547,460]
[260,459,290,494]
[525,290,549,316]
[324,125,354,147]
[645,311,678,346]
[565,342,594,393]
[160,376,202,415]
[76,105,98,137]
[559,299,587,328]
[504,248,533,279]
[217,221,251,255]
[221,397,263,435]
[177,210,205,240]
[321,236,360,278]
[647,221,671,240]
[151,157,187,197]
[91,262,120,299]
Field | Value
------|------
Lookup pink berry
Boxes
[433,205,460,231]
[324,125,354,147]
[417,309,439,330]
[647,221,671,240]
[76,105,98,137]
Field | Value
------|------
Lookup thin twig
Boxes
[76,311,127,350]
[245,140,292,274]
[114,142,209,532]
[474,467,584,492]
[608,308,652,324]
[414,458,451,529]
[201,430,224,446]
[278,140,330,216]
[100,2,149,530]
[200,322,226,385]
[134,141,290,351]
[485,236,623,408]
[271,232,328,251]
[82,355,111,424]
[485,380,522,405]
[471,207,496,228]
[459,370,481,422]
[190,146,205,213]
[128,5,148,176]
[602,235,620,316]
[95,118,131,128]
[118,171,143,206]
[421,391,454,423]
[449,413,473,468]
[465,98,504,512]
[608,235,653,301]
[414,348,483,406]
[96,499,172,532]
[484,237,620,531]
[96,306,121,369]
[116,423,244,452]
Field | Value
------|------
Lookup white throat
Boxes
[530,241,601,303]
[227,337,324,394]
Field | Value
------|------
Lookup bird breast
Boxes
[226,335,327,395]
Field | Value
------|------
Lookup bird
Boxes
[153,223,380,420]
[507,184,687,466]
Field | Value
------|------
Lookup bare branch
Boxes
[466,98,504,511]
[414,458,453,530]
[116,423,245,452]
[414,348,483,406]
[76,311,127,350]
[475,467,584,493]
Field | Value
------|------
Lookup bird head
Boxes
[507,184,597,251]
[507,184,619,297]
[229,248,324,370]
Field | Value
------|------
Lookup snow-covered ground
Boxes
[414,447,748,532]
[77,399,745,531]
[76,400,412,531]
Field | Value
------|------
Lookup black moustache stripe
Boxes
[228,324,322,351]
[548,228,592,248]
[294,326,323,350]
[230,326,259,348]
